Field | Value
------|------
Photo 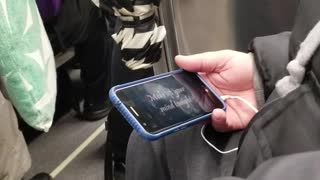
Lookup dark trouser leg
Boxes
[106,32,154,166]
[76,10,113,120]
[103,18,154,180]
[54,0,113,120]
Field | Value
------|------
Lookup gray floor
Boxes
[25,111,107,180]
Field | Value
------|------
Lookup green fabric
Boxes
[0,0,57,131]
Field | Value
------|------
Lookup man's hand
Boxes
[175,50,258,132]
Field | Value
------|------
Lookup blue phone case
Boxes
[109,69,226,140]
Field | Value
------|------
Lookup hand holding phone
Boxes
[109,69,225,140]
[175,51,257,132]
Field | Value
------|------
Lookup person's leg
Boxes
[126,125,241,180]
[125,132,171,180]
[105,24,154,179]
[54,0,113,120]
[76,13,112,120]
[107,109,132,164]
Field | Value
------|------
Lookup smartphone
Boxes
[109,69,226,140]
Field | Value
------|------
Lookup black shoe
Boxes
[81,100,112,121]
[29,173,52,180]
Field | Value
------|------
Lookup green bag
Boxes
[0,0,57,132]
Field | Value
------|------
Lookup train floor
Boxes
[24,111,109,180]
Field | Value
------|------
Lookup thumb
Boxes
[212,108,228,132]
[175,50,232,73]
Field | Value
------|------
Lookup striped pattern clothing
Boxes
[98,0,166,70]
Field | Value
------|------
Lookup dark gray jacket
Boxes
[126,0,320,179]
[234,0,320,177]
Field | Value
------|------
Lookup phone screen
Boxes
[115,71,224,133]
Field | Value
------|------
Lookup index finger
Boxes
[174,50,231,73]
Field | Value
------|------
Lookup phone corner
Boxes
[221,101,227,111]
[108,86,116,97]
[137,130,160,141]
[109,87,118,103]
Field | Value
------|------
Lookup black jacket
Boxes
[234,0,320,177]
[126,0,320,180]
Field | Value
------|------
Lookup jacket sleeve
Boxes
[249,32,291,99]
[213,151,320,180]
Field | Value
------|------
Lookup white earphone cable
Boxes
[201,95,258,154]
[200,125,239,154]
[221,95,258,113]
